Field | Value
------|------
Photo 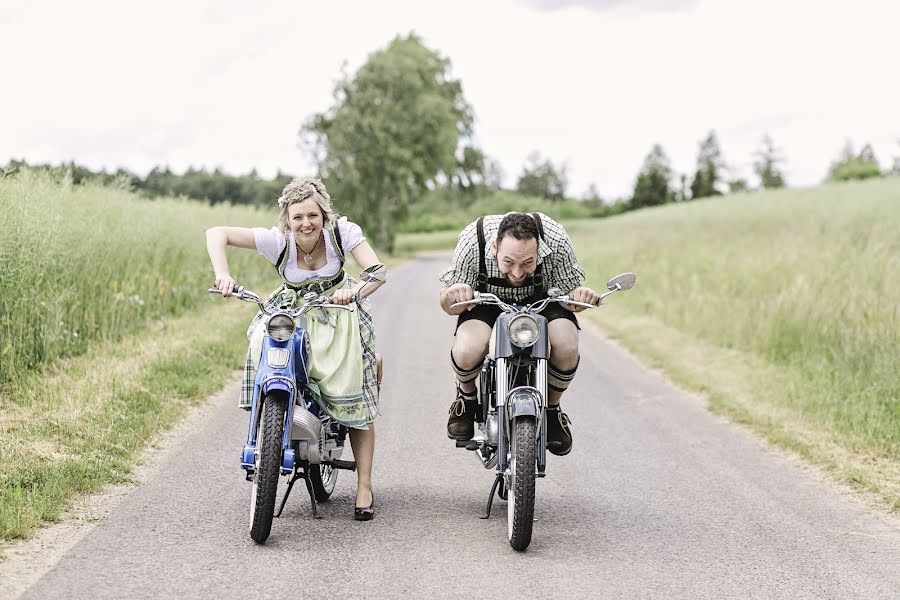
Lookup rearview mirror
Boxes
[359,263,387,283]
[607,272,636,291]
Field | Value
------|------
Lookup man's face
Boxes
[493,236,539,287]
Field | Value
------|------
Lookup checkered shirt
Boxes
[438,212,586,303]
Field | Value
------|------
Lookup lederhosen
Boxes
[452,213,579,393]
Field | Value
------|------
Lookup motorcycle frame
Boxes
[483,311,549,477]
[240,311,311,476]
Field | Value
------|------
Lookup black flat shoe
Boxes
[354,493,375,521]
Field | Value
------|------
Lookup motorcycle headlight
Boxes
[267,314,295,342]
[508,314,539,348]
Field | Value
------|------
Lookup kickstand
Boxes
[275,468,319,519]
[480,473,503,519]
[303,470,320,519]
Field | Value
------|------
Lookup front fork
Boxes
[482,357,547,518]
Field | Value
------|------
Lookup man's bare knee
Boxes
[453,320,491,368]
[549,320,580,369]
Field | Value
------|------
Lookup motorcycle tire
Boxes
[508,416,536,551]
[309,463,338,501]
[249,392,287,544]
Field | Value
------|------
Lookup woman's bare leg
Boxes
[348,425,375,508]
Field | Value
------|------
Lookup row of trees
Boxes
[0,159,295,207]
[629,133,900,209]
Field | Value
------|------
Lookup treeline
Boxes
[0,159,292,207]
[628,132,900,210]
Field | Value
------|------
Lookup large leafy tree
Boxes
[630,144,673,209]
[515,151,568,200]
[689,130,724,199]
[302,34,474,251]
[752,134,786,189]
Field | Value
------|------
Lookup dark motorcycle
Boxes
[450,272,636,550]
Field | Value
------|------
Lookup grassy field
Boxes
[0,172,275,545]
[570,180,899,510]
[399,179,899,511]
[0,171,279,388]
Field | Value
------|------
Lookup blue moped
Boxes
[209,264,384,543]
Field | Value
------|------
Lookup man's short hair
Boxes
[497,213,539,246]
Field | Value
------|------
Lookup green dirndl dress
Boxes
[239,226,379,429]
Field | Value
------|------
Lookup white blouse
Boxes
[253,217,365,284]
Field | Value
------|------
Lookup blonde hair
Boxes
[276,177,339,235]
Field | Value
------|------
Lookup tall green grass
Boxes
[0,170,278,388]
[571,179,899,506]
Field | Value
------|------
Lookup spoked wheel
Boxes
[507,416,537,551]
[309,463,338,501]
[249,392,287,544]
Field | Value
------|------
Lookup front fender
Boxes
[261,376,295,397]
[506,386,543,420]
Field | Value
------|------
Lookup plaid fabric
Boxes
[238,275,380,427]
[438,212,586,303]
[357,296,379,422]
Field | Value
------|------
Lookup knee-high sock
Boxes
[548,358,579,393]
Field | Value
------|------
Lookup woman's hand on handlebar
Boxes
[331,288,355,305]
[215,273,237,297]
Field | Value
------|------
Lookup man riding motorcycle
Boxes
[438,212,601,456]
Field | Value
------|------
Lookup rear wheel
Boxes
[309,464,338,501]
[249,392,286,544]
[507,416,536,551]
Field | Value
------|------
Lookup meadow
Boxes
[573,180,898,509]
[0,172,281,542]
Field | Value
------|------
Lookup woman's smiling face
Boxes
[288,199,324,241]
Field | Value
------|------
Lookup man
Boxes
[438,212,600,456]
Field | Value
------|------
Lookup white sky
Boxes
[2,0,898,199]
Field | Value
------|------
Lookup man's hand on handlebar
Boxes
[562,286,600,312]
[443,283,476,314]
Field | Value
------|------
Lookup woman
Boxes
[205,177,385,520]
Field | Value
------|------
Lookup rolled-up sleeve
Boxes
[439,223,479,288]
[546,233,586,294]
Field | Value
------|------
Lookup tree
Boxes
[752,134,786,189]
[583,183,603,202]
[827,141,882,182]
[630,144,673,209]
[515,151,568,200]
[302,33,474,251]
[689,130,724,199]
[891,140,900,176]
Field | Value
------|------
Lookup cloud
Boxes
[521,0,698,13]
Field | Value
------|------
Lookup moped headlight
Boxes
[508,314,539,348]
[267,314,295,342]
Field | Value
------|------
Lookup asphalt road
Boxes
[15,255,900,599]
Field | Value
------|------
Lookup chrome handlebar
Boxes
[449,291,599,314]
[207,286,352,315]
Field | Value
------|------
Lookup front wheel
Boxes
[507,416,537,551]
[249,392,287,544]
